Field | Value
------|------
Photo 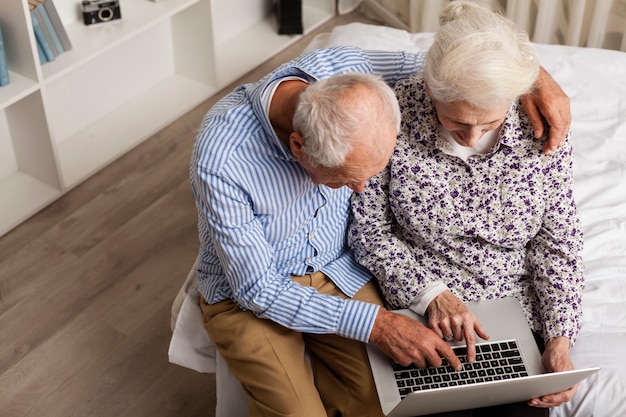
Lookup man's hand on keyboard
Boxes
[425,290,490,363]
[370,308,463,371]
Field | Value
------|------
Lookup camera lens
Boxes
[98,7,114,22]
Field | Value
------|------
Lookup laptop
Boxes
[367,297,599,417]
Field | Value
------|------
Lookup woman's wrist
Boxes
[546,335,572,351]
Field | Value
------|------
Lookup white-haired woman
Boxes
[349,2,584,416]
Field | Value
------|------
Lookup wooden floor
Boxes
[0,10,379,417]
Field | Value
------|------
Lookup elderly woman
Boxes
[348,1,584,416]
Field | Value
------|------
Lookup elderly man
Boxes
[189,46,570,417]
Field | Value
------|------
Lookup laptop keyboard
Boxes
[393,340,529,398]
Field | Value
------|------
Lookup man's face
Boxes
[297,128,397,193]
[300,157,380,193]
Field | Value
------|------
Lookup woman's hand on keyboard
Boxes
[425,290,490,363]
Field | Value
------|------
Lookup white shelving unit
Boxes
[0,0,335,237]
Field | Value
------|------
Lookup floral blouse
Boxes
[348,75,585,343]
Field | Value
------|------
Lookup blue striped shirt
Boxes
[190,46,424,342]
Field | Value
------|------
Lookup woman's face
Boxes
[433,99,510,148]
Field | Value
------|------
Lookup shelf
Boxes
[56,74,214,187]
[214,2,334,85]
[0,91,60,237]
[0,71,39,109]
[40,0,201,82]
[0,172,61,236]
[0,0,336,237]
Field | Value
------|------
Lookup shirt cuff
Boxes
[336,299,380,343]
[409,282,449,316]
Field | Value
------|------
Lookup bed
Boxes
[169,23,626,417]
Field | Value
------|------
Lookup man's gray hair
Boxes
[424,0,540,108]
[292,72,400,168]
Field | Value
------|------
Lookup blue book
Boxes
[42,0,72,51]
[0,25,10,86]
[36,3,64,55]
[31,12,54,62]
[36,35,48,64]
[33,7,59,57]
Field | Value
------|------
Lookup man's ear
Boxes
[289,131,304,159]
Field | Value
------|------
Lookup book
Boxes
[31,12,55,62]
[0,25,10,86]
[32,6,60,57]
[41,0,72,51]
[36,3,64,55]
[36,36,47,64]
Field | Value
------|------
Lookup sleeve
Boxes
[348,163,439,310]
[364,49,425,85]
[192,159,379,343]
[409,282,450,316]
[526,133,585,344]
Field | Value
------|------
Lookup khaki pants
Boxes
[201,272,385,417]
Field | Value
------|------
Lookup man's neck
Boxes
[268,79,308,148]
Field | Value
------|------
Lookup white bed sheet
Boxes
[169,23,626,417]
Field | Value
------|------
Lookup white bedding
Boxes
[169,23,626,417]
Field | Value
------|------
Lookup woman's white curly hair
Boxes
[424,0,540,109]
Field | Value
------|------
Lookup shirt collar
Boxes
[247,66,316,161]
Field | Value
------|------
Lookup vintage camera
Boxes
[82,0,121,25]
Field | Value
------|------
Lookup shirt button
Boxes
[309,232,315,240]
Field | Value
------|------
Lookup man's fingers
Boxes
[521,95,544,139]
[545,123,568,154]
[519,66,572,155]
[520,91,569,155]
[438,343,462,371]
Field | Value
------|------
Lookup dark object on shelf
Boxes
[82,0,121,26]
[276,0,303,35]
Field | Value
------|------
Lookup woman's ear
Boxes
[289,131,304,159]
[425,82,432,97]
